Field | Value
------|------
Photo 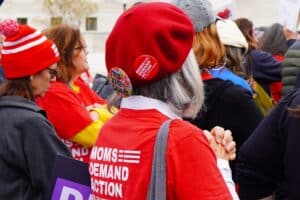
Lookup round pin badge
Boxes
[133,55,159,81]
[109,67,133,97]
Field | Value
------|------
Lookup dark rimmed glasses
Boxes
[73,45,88,54]
[47,68,57,79]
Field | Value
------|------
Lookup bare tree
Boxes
[43,0,99,27]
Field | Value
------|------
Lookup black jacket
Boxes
[0,96,71,199]
[236,89,300,200]
[187,78,263,180]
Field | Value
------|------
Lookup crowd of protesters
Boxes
[1,0,300,199]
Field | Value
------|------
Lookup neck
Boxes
[68,73,81,86]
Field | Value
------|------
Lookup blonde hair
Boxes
[193,23,225,69]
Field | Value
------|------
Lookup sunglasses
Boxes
[47,68,57,79]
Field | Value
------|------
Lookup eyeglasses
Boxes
[47,68,57,79]
[74,45,88,53]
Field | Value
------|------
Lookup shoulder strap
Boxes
[147,119,172,200]
[246,50,254,78]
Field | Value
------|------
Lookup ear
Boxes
[30,76,33,81]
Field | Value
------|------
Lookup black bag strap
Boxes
[246,50,254,78]
[147,119,172,200]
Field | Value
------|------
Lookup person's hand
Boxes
[283,26,296,40]
[88,104,116,122]
[203,126,236,160]
[247,77,256,91]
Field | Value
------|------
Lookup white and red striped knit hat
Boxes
[0,19,60,78]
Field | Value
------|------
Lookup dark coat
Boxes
[0,65,5,84]
[0,96,71,200]
[281,40,300,96]
[236,88,300,199]
[187,78,263,180]
[246,49,282,95]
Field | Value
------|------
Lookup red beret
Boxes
[105,2,194,87]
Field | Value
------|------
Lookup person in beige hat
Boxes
[216,18,251,92]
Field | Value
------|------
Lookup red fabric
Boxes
[74,78,105,106]
[36,80,104,162]
[271,54,284,103]
[106,2,194,86]
[0,19,60,78]
[90,109,232,199]
[270,81,282,103]
[201,71,214,80]
[217,8,231,19]
[273,54,284,62]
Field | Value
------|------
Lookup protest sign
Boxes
[48,155,92,200]
[279,0,300,32]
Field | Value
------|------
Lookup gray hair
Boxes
[108,50,204,119]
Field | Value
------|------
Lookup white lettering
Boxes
[122,167,129,181]
[72,148,81,157]
[90,147,119,163]
[90,163,129,181]
[60,186,83,200]
[91,178,123,198]
[111,148,118,162]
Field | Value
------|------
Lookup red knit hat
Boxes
[0,19,60,78]
[105,2,194,87]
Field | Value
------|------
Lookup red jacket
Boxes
[90,98,232,199]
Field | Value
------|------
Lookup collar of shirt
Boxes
[121,95,181,119]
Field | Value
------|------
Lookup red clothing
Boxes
[271,54,284,103]
[89,108,232,199]
[74,78,104,106]
[36,80,104,162]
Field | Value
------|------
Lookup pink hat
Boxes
[105,2,194,87]
[0,19,60,78]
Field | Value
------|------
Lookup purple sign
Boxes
[51,178,92,200]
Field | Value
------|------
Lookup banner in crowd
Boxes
[279,0,300,32]
[48,155,92,200]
